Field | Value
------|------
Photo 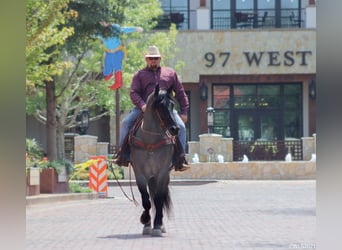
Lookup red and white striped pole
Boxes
[89,156,108,198]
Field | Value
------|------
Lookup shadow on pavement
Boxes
[98,234,146,240]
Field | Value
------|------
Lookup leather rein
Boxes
[129,109,176,151]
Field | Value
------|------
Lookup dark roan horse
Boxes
[129,84,179,237]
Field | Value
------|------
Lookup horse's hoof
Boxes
[161,225,166,233]
[142,225,152,235]
[152,228,163,237]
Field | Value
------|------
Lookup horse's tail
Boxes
[148,176,172,216]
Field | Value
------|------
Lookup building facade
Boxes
[162,0,316,146]
[179,29,315,142]
[26,0,316,161]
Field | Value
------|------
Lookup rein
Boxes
[129,108,176,151]
[109,161,139,206]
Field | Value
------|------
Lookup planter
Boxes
[40,168,69,193]
[26,167,40,196]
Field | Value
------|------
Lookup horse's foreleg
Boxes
[136,176,152,235]
[152,191,169,236]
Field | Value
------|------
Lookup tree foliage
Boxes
[26,0,183,159]
[26,0,75,90]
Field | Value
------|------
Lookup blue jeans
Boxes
[119,107,186,153]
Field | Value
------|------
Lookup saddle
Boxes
[113,114,189,171]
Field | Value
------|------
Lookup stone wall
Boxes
[170,161,316,180]
[124,161,315,180]
[175,30,316,83]
[74,135,109,164]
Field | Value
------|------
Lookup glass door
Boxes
[259,112,280,140]
[234,111,280,141]
[236,113,256,141]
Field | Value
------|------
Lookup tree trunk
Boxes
[45,80,57,161]
[56,125,65,160]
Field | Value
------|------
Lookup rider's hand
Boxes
[180,114,187,124]
[141,104,147,112]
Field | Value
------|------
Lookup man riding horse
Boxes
[113,45,190,171]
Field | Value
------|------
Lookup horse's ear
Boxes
[154,84,160,97]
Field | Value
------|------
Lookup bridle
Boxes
[129,96,177,151]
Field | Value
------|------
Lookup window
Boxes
[156,0,189,30]
[211,0,305,29]
[212,0,231,29]
[283,84,302,138]
[212,83,302,140]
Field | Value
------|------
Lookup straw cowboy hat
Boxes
[145,45,161,58]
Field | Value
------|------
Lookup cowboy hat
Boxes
[145,45,161,57]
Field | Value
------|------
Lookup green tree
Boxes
[26,0,134,160]
[26,0,75,161]
[26,0,183,160]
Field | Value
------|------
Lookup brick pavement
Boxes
[26,180,316,250]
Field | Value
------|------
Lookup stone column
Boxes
[301,136,315,161]
[196,7,210,30]
[187,141,200,162]
[312,133,316,154]
[199,133,222,162]
[221,138,233,162]
[97,142,109,157]
[306,4,316,28]
[74,135,98,164]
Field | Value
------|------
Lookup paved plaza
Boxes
[26,180,316,250]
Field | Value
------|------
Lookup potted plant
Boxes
[26,138,42,196]
[39,159,74,193]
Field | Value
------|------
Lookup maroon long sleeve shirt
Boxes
[130,66,189,116]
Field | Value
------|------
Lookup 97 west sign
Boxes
[203,50,313,68]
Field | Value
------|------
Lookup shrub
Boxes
[26,138,43,170]
[69,159,124,180]
[69,182,93,193]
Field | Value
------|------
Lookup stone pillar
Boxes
[221,138,233,162]
[199,133,222,162]
[74,135,98,164]
[301,136,315,161]
[97,142,109,157]
[188,141,200,162]
[305,5,316,28]
[196,7,210,30]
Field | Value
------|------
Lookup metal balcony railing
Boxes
[212,8,306,30]
[233,139,303,161]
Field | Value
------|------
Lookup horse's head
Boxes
[147,85,179,136]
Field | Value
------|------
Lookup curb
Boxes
[73,179,217,187]
[26,180,216,205]
[26,192,98,206]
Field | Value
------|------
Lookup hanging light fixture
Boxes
[206,107,215,133]
[309,79,316,99]
[200,82,208,101]
[80,109,90,135]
